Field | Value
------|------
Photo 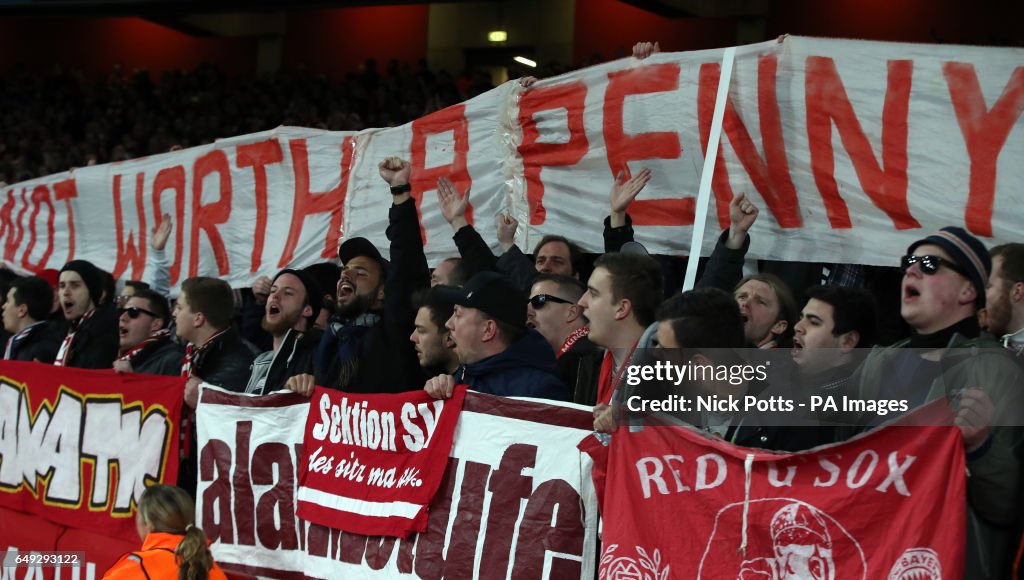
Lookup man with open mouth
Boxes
[847,226,1023,578]
[54,259,119,368]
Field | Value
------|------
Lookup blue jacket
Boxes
[455,330,568,401]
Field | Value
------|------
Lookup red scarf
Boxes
[558,327,590,359]
[119,329,172,362]
[596,339,639,405]
[54,308,96,367]
[180,328,228,378]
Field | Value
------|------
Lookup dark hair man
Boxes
[287,156,429,396]
[579,252,663,407]
[2,276,61,362]
[55,260,119,368]
[244,269,322,395]
[423,271,567,401]
[986,243,1024,356]
[114,288,182,376]
[791,285,877,384]
[409,287,458,375]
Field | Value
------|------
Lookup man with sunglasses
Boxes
[848,226,1023,578]
[528,274,603,405]
[113,289,182,376]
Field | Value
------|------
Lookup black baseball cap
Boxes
[338,237,390,276]
[434,271,526,329]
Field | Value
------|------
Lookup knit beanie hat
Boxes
[59,260,104,305]
[907,226,990,308]
[273,268,323,321]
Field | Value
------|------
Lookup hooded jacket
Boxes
[454,329,568,401]
[246,327,322,395]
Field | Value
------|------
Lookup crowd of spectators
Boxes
[0,57,574,184]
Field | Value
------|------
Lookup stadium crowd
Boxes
[1,42,1022,579]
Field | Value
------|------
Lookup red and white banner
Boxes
[196,386,599,579]
[297,386,466,538]
[1,36,1021,288]
[0,361,185,578]
[590,419,966,579]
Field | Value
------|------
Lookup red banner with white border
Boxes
[297,386,466,538]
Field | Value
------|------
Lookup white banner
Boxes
[195,387,600,579]
[1,36,1021,288]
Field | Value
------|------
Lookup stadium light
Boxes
[488,30,508,43]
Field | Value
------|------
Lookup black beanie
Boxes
[60,260,104,305]
[273,268,323,321]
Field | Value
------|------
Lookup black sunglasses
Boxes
[900,254,965,276]
[118,306,159,319]
[529,294,574,309]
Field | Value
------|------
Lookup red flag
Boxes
[296,386,467,538]
[591,406,965,579]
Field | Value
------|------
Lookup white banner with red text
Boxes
[196,386,599,579]
[1,36,1021,289]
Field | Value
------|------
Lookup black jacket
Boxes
[454,329,568,400]
[5,321,63,363]
[317,198,430,393]
[192,327,258,391]
[63,302,119,369]
[560,336,604,406]
[246,328,322,395]
[132,338,185,376]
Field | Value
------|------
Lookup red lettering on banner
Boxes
[943,63,1024,236]
[279,139,348,268]
[411,105,472,242]
[699,56,803,229]
[513,480,584,578]
[111,174,148,281]
[190,150,232,277]
[253,442,298,550]
[1,189,29,263]
[480,444,536,579]
[233,421,256,546]
[518,83,589,225]
[22,185,57,271]
[605,64,693,226]
[805,57,920,230]
[199,439,234,542]
[52,178,78,262]
[152,166,186,284]
[236,140,283,272]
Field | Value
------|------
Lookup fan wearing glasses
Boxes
[527,274,603,405]
[846,227,1024,579]
[113,289,183,376]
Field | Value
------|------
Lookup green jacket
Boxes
[851,332,1023,578]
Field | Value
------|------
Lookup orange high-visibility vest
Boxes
[103,532,227,580]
